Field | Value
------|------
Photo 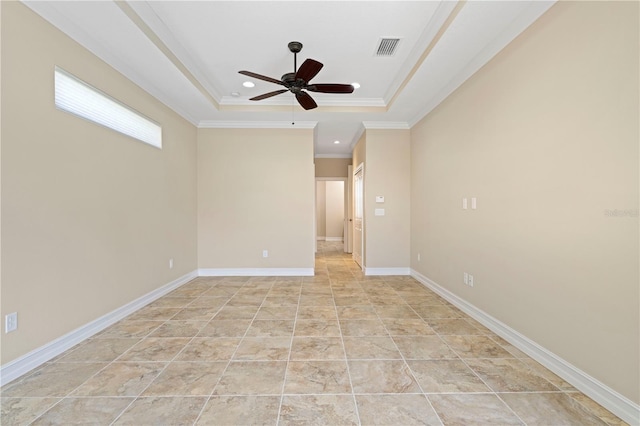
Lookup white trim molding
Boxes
[410,269,640,425]
[325,237,343,242]
[198,268,314,277]
[198,120,317,129]
[0,270,198,387]
[365,267,411,276]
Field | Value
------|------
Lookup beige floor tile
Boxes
[356,394,442,426]
[94,320,162,338]
[336,305,379,320]
[340,319,389,336]
[142,361,226,396]
[171,307,220,321]
[1,363,106,397]
[393,336,459,360]
[148,296,194,308]
[246,319,295,337]
[213,361,287,395]
[196,395,280,425]
[429,394,523,425]
[440,335,515,358]
[343,336,403,360]
[197,319,252,337]
[213,305,259,320]
[413,305,461,319]
[233,337,292,361]
[428,318,484,335]
[349,360,421,394]
[382,318,435,336]
[374,305,421,319]
[57,338,139,362]
[113,396,207,425]
[569,393,627,425]
[299,295,335,306]
[226,294,266,306]
[187,296,229,309]
[71,362,165,396]
[297,305,338,320]
[175,337,241,361]
[284,360,352,394]
[408,360,491,393]
[147,320,206,338]
[126,306,181,321]
[465,358,558,392]
[521,358,576,391]
[501,392,606,425]
[31,397,133,425]
[0,397,60,425]
[279,394,359,426]
[255,305,298,320]
[294,319,341,337]
[262,296,300,306]
[116,337,190,362]
[290,337,345,360]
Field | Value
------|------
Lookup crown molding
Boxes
[198,120,317,129]
[362,121,410,130]
[314,154,353,159]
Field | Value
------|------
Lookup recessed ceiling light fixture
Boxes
[334,140,341,144]
[231,92,240,97]
[351,82,361,89]
[242,81,255,88]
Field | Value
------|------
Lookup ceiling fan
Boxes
[239,41,354,110]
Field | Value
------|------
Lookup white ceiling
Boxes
[24,0,555,157]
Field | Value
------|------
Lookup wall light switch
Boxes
[374,208,385,216]
[471,197,477,210]
[375,196,385,203]
[462,198,468,209]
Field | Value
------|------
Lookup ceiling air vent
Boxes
[375,38,401,57]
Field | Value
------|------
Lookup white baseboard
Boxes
[365,267,410,276]
[0,270,198,387]
[410,269,640,425]
[316,236,326,241]
[198,268,314,277]
[325,237,343,242]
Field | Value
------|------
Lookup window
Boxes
[54,67,162,148]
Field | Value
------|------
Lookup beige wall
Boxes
[315,158,351,178]
[325,181,345,239]
[198,128,315,270]
[316,181,327,238]
[410,1,639,404]
[363,129,411,270]
[1,3,198,364]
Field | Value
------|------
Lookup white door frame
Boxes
[353,163,364,269]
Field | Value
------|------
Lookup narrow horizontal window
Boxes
[54,67,162,148]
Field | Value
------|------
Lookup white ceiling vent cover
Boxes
[375,38,401,56]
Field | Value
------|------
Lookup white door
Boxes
[353,164,364,268]
[344,166,353,253]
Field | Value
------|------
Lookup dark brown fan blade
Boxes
[295,59,323,83]
[238,71,283,86]
[295,91,317,110]
[306,84,355,94]
[249,89,288,101]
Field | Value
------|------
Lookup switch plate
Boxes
[5,313,17,333]
[471,197,477,210]
[463,272,468,285]
[169,258,174,269]
[374,208,385,216]
[375,196,385,203]
[262,250,269,258]
[462,198,468,209]
[468,274,474,287]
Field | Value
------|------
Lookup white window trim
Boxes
[54,67,162,149]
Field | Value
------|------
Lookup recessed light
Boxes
[334,140,340,144]
[351,82,360,89]
[243,81,255,88]
[231,92,240,97]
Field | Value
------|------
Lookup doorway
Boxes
[315,177,351,253]
[353,163,364,268]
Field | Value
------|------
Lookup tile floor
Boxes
[1,241,627,425]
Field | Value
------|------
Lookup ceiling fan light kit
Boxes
[239,41,354,110]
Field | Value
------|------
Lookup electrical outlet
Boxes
[468,274,474,287]
[262,250,269,258]
[417,253,421,262]
[5,313,17,333]
[169,258,174,269]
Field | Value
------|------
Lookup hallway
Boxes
[0,242,622,424]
